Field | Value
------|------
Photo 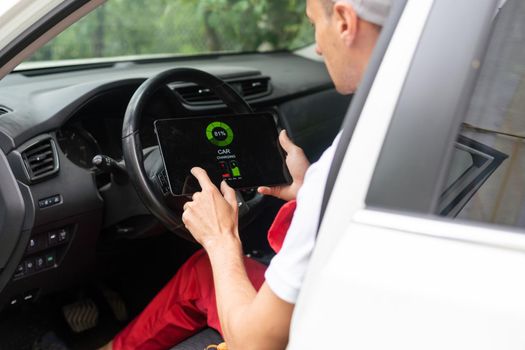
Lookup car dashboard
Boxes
[0,52,351,309]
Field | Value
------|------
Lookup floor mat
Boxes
[171,328,223,350]
[0,300,65,350]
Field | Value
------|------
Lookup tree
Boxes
[27,0,312,62]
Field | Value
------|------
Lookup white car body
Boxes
[289,0,525,349]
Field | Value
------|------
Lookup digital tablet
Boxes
[154,113,291,196]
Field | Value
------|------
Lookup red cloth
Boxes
[113,250,266,350]
[113,201,297,350]
[267,200,296,253]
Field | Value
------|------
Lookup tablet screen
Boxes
[154,113,291,196]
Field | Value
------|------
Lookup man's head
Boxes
[306,0,391,94]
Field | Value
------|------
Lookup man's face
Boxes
[306,0,359,94]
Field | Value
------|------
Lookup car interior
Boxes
[3,0,522,349]
[0,4,351,347]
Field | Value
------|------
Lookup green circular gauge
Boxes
[206,121,234,147]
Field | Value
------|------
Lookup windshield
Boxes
[19,0,313,68]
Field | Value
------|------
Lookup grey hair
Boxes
[323,0,391,26]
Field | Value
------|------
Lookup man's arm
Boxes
[208,240,294,349]
[183,170,293,349]
[182,131,309,349]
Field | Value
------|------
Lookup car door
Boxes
[289,0,525,349]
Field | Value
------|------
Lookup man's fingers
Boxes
[257,186,283,198]
[181,209,189,225]
[257,186,272,195]
[221,181,237,209]
[190,167,214,190]
[278,129,295,153]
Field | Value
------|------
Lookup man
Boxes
[104,0,390,349]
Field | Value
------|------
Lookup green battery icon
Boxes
[230,161,241,177]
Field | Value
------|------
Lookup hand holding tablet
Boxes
[257,130,310,201]
[155,113,292,196]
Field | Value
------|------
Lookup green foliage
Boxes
[28,0,313,61]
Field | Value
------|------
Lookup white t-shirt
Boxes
[265,133,341,303]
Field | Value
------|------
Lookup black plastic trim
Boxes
[0,151,25,271]
[366,0,498,214]
[19,62,117,77]
[439,135,508,217]
[15,49,297,77]
[0,54,334,154]
[19,136,60,183]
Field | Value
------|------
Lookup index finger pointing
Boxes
[190,167,214,190]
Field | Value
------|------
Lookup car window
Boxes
[16,0,313,69]
[439,0,525,227]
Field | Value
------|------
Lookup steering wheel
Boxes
[122,68,265,241]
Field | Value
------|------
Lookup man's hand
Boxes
[258,130,310,201]
[182,167,240,251]
[181,169,293,350]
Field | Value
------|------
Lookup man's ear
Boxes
[332,2,358,46]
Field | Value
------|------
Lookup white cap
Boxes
[333,0,391,26]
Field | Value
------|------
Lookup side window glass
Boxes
[439,0,525,227]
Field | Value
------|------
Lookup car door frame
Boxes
[0,0,105,79]
[289,0,525,348]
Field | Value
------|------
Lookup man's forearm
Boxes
[205,236,257,348]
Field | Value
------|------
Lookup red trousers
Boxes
[113,250,266,350]
[113,200,297,350]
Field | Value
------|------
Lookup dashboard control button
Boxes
[27,238,38,252]
[14,264,25,278]
[23,291,35,302]
[38,195,61,209]
[8,297,19,307]
[24,259,35,273]
[45,253,56,267]
[58,228,68,242]
[35,257,45,271]
[48,232,58,246]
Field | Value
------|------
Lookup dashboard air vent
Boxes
[174,77,271,105]
[22,138,59,182]
[176,85,218,104]
[240,78,270,97]
[0,105,12,116]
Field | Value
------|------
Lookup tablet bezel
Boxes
[154,112,291,196]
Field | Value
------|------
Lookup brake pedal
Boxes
[62,299,99,333]
[100,286,128,322]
